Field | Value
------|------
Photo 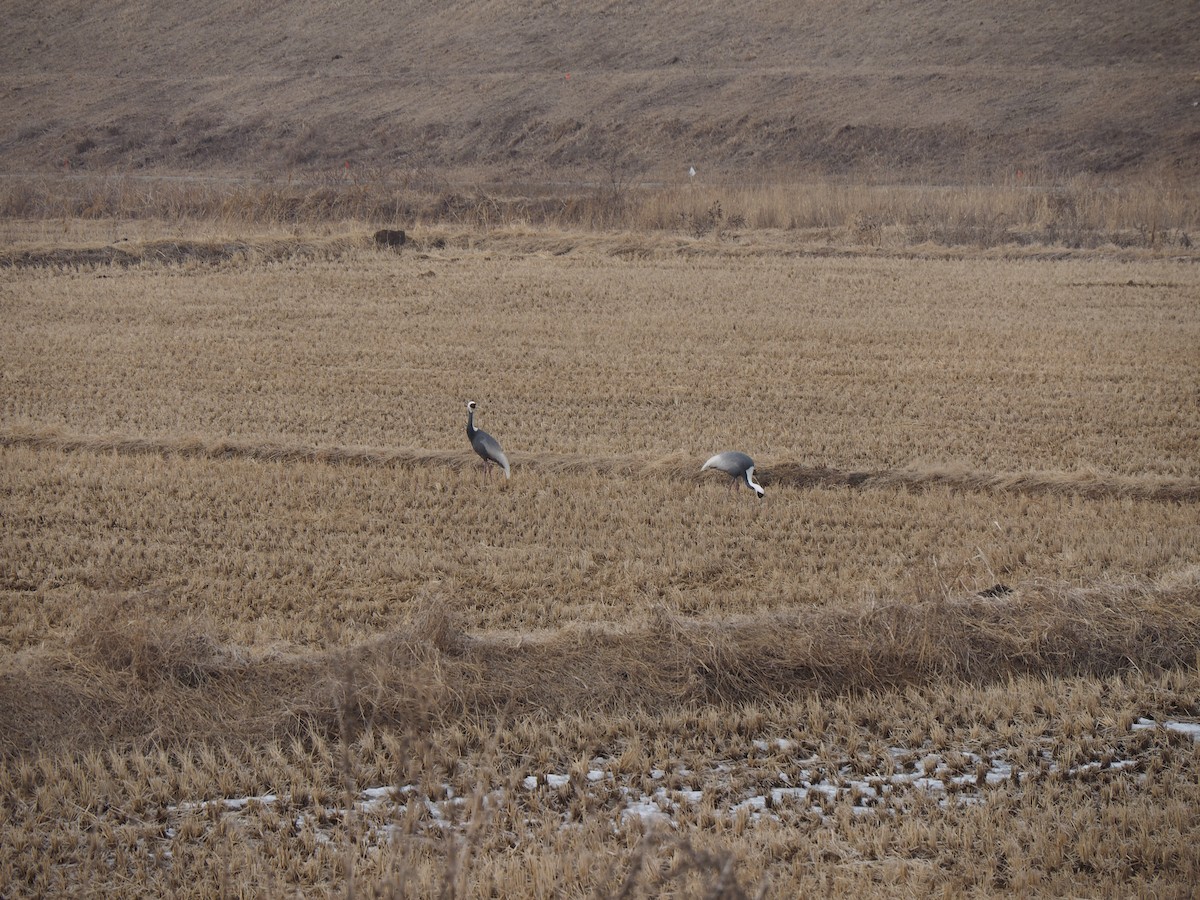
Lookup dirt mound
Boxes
[2,573,1196,757]
[0,237,359,269]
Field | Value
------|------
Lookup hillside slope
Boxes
[3,1,1198,183]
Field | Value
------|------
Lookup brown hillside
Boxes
[2,1,1199,183]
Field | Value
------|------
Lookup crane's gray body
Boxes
[702,451,764,497]
[466,402,510,478]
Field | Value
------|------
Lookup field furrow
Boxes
[4,426,1200,503]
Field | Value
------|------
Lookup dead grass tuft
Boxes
[382,572,1200,715]
[69,593,232,686]
[610,833,762,900]
[408,582,469,657]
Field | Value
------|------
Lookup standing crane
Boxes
[466,400,510,479]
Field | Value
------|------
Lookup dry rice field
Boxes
[1,227,1199,897]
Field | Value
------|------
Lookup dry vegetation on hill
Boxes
[3,0,1198,181]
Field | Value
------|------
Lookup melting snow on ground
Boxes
[1132,717,1200,741]
[160,717,1199,852]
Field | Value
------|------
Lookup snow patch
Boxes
[155,713,1184,855]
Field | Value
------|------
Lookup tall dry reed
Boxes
[2,172,1196,249]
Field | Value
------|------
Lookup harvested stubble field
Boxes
[2,228,1200,897]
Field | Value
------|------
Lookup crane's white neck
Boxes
[744,466,764,496]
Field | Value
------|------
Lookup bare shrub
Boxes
[680,199,725,238]
[851,211,883,246]
[1043,189,1083,246]
[905,208,1012,247]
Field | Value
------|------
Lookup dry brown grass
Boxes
[2,643,1198,896]
[2,174,1198,253]
[3,244,1197,475]
[1,229,1198,896]
[2,440,1197,645]
[3,1,1197,182]
[5,0,1199,888]
[5,574,1198,756]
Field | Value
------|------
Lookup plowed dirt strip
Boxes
[4,426,1197,503]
